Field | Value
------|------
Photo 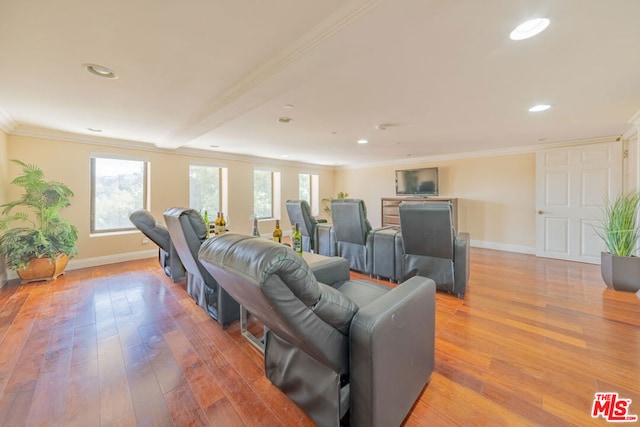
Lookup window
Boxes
[91,156,148,233]
[189,164,223,215]
[299,174,311,203]
[299,173,320,216]
[254,169,281,219]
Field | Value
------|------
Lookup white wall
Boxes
[624,115,640,192]
[335,153,537,252]
[6,133,335,269]
[0,129,8,285]
[7,130,635,274]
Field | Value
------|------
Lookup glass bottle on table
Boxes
[251,216,260,237]
[203,210,210,237]
[214,212,221,235]
[221,213,227,234]
[217,213,227,235]
[292,223,302,255]
[272,219,282,243]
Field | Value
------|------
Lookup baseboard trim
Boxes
[3,243,533,283]
[5,250,158,282]
[68,249,159,270]
[470,240,535,255]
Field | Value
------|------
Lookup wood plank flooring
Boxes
[0,248,638,426]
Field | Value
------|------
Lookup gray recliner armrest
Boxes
[315,223,336,257]
[309,256,350,288]
[349,276,436,427]
[454,232,470,298]
[365,232,374,275]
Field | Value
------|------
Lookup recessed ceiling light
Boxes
[529,104,551,112]
[86,128,102,132]
[357,139,368,144]
[278,117,292,123]
[283,104,294,109]
[210,145,219,148]
[375,123,398,131]
[281,154,289,158]
[510,18,550,40]
[83,63,118,79]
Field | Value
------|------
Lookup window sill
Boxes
[90,230,139,238]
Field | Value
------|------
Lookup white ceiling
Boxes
[1,0,639,167]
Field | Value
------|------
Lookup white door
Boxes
[536,141,623,264]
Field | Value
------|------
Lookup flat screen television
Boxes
[395,167,439,196]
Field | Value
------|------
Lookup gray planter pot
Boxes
[601,251,640,292]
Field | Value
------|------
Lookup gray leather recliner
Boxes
[398,201,470,298]
[285,199,326,252]
[330,198,375,273]
[163,207,239,328]
[129,209,185,282]
[198,233,435,427]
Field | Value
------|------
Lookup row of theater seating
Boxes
[129,199,470,301]
[286,198,471,299]
[129,207,436,427]
[129,208,240,327]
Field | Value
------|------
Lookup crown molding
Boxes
[0,108,17,134]
[9,125,625,172]
[337,135,622,170]
[623,109,640,140]
[623,127,638,141]
[629,109,640,127]
[158,0,386,148]
[9,125,335,171]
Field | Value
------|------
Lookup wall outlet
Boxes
[142,237,150,244]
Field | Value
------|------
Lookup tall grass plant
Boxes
[598,191,640,257]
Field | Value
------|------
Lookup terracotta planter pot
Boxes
[17,254,69,284]
[601,251,640,293]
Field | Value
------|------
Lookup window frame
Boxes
[298,172,320,216]
[298,173,311,204]
[253,168,281,220]
[189,162,226,216]
[90,155,149,234]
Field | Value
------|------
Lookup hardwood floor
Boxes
[0,248,638,426]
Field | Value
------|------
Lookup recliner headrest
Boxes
[200,233,321,304]
[129,209,156,228]
[129,209,170,251]
[286,199,317,237]
[182,209,208,241]
[330,198,372,244]
[199,234,358,334]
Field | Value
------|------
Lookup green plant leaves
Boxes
[321,192,349,214]
[0,160,78,270]
[597,191,640,257]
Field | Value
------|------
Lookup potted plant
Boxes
[321,191,349,214]
[0,160,78,283]
[597,190,640,292]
